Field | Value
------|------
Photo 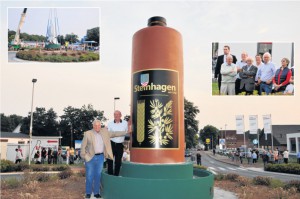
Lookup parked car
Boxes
[185,151,192,157]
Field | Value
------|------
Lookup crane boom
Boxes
[12,8,27,45]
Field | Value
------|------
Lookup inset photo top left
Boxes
[8,7,100,63]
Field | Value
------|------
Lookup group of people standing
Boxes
[80,110,130,199]
[214,45,294,95]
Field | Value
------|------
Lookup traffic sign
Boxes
[253,139,258,144]
[206,138,210,144]
[219,139,225,145]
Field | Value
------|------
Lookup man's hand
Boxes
[266,80,272,84]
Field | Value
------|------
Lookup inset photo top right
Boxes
[212,42,294,96]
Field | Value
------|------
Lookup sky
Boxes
[1,0,300,132]
[7,7,100,39]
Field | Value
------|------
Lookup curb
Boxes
[207,154,241,167]
[207,153,300,178]
[0,171,61,176]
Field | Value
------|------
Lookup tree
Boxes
[86,27,99,45]
[57,35,65,45]
[59,104,107,147]
[199,125,219,149]
[184,98,200,149]
[1,113,23,132]
[65,33,79,43]
[21,107,59,136]
[8,29,16,42]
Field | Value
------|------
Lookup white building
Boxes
[1,132,62,162]
[215,42,294,69]
[0,132,30,160]
[286,132,300,156]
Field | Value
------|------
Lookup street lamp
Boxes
[69,122,73,148]
[114,97,120,111]
[224,124,227,149]
[29,78,37,165]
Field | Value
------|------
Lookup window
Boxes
[18,141,25,144]
[257,42,272,59]
[290,138,296,153]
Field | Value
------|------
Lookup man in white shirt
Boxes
[220,55,237,95]
[235,52,248,95]
[254,54,264,94]
[107,110,128,176]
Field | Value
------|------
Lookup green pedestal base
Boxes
[102,162,214,199]
[45,44,61,50]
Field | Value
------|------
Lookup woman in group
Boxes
[273,58,292,93]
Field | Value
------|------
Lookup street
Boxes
[196,152,299,182]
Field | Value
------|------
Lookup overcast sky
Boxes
[1,1,299,132]
[8,7,100,39]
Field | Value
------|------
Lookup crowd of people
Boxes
[228,148,292,167]
[214,45,294,95]
[14,146,81,165]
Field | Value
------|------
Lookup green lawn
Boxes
[212,82,219,95]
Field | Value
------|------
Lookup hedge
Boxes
[265,163,300,175]
[0,159,70,172]
[16,50,99,62]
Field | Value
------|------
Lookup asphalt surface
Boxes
[198,152,299,182]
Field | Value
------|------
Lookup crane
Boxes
[10,8,27,50]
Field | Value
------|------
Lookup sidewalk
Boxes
[205,151,264,168]
[206,151,299,177]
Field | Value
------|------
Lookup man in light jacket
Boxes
[81,119,130,199]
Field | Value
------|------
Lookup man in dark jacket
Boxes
[214,45,237,93]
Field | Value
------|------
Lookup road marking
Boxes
[208,167,217,170]
[209,161,215,164]
[218,167,226,171]
[238,167,247,171]
[207,167,218,175]
[227,167,237,171]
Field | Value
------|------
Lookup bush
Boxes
[35,173,50,182]
[58,170,73,179]
[0,159,16,172]
[31,165,50,172]
[265,163,300,175]
[285,180,300,192]
[15,162,30,171]
[237,176,251,187]
[214,174,225,181]
[253,176,271,186]
[225,173,239,181]
[1,178,21,189]
[52,165,70,171]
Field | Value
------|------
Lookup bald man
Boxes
[107,110,128,176]
[220,55,237,95]
[214,45,237,93]
[257,52,276,95]
[81,119,129,198]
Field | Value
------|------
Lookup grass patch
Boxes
[1,178,22,189]
[212,82,219,95]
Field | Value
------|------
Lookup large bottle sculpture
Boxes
[131,16,184,163]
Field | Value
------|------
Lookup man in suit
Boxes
[214,45,237,94]
[81,119,130,199]
[239,57,258,95]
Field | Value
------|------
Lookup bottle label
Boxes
[132,69,179,149]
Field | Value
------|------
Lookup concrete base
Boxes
[45,44,61,50]
[102,162,214,199]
